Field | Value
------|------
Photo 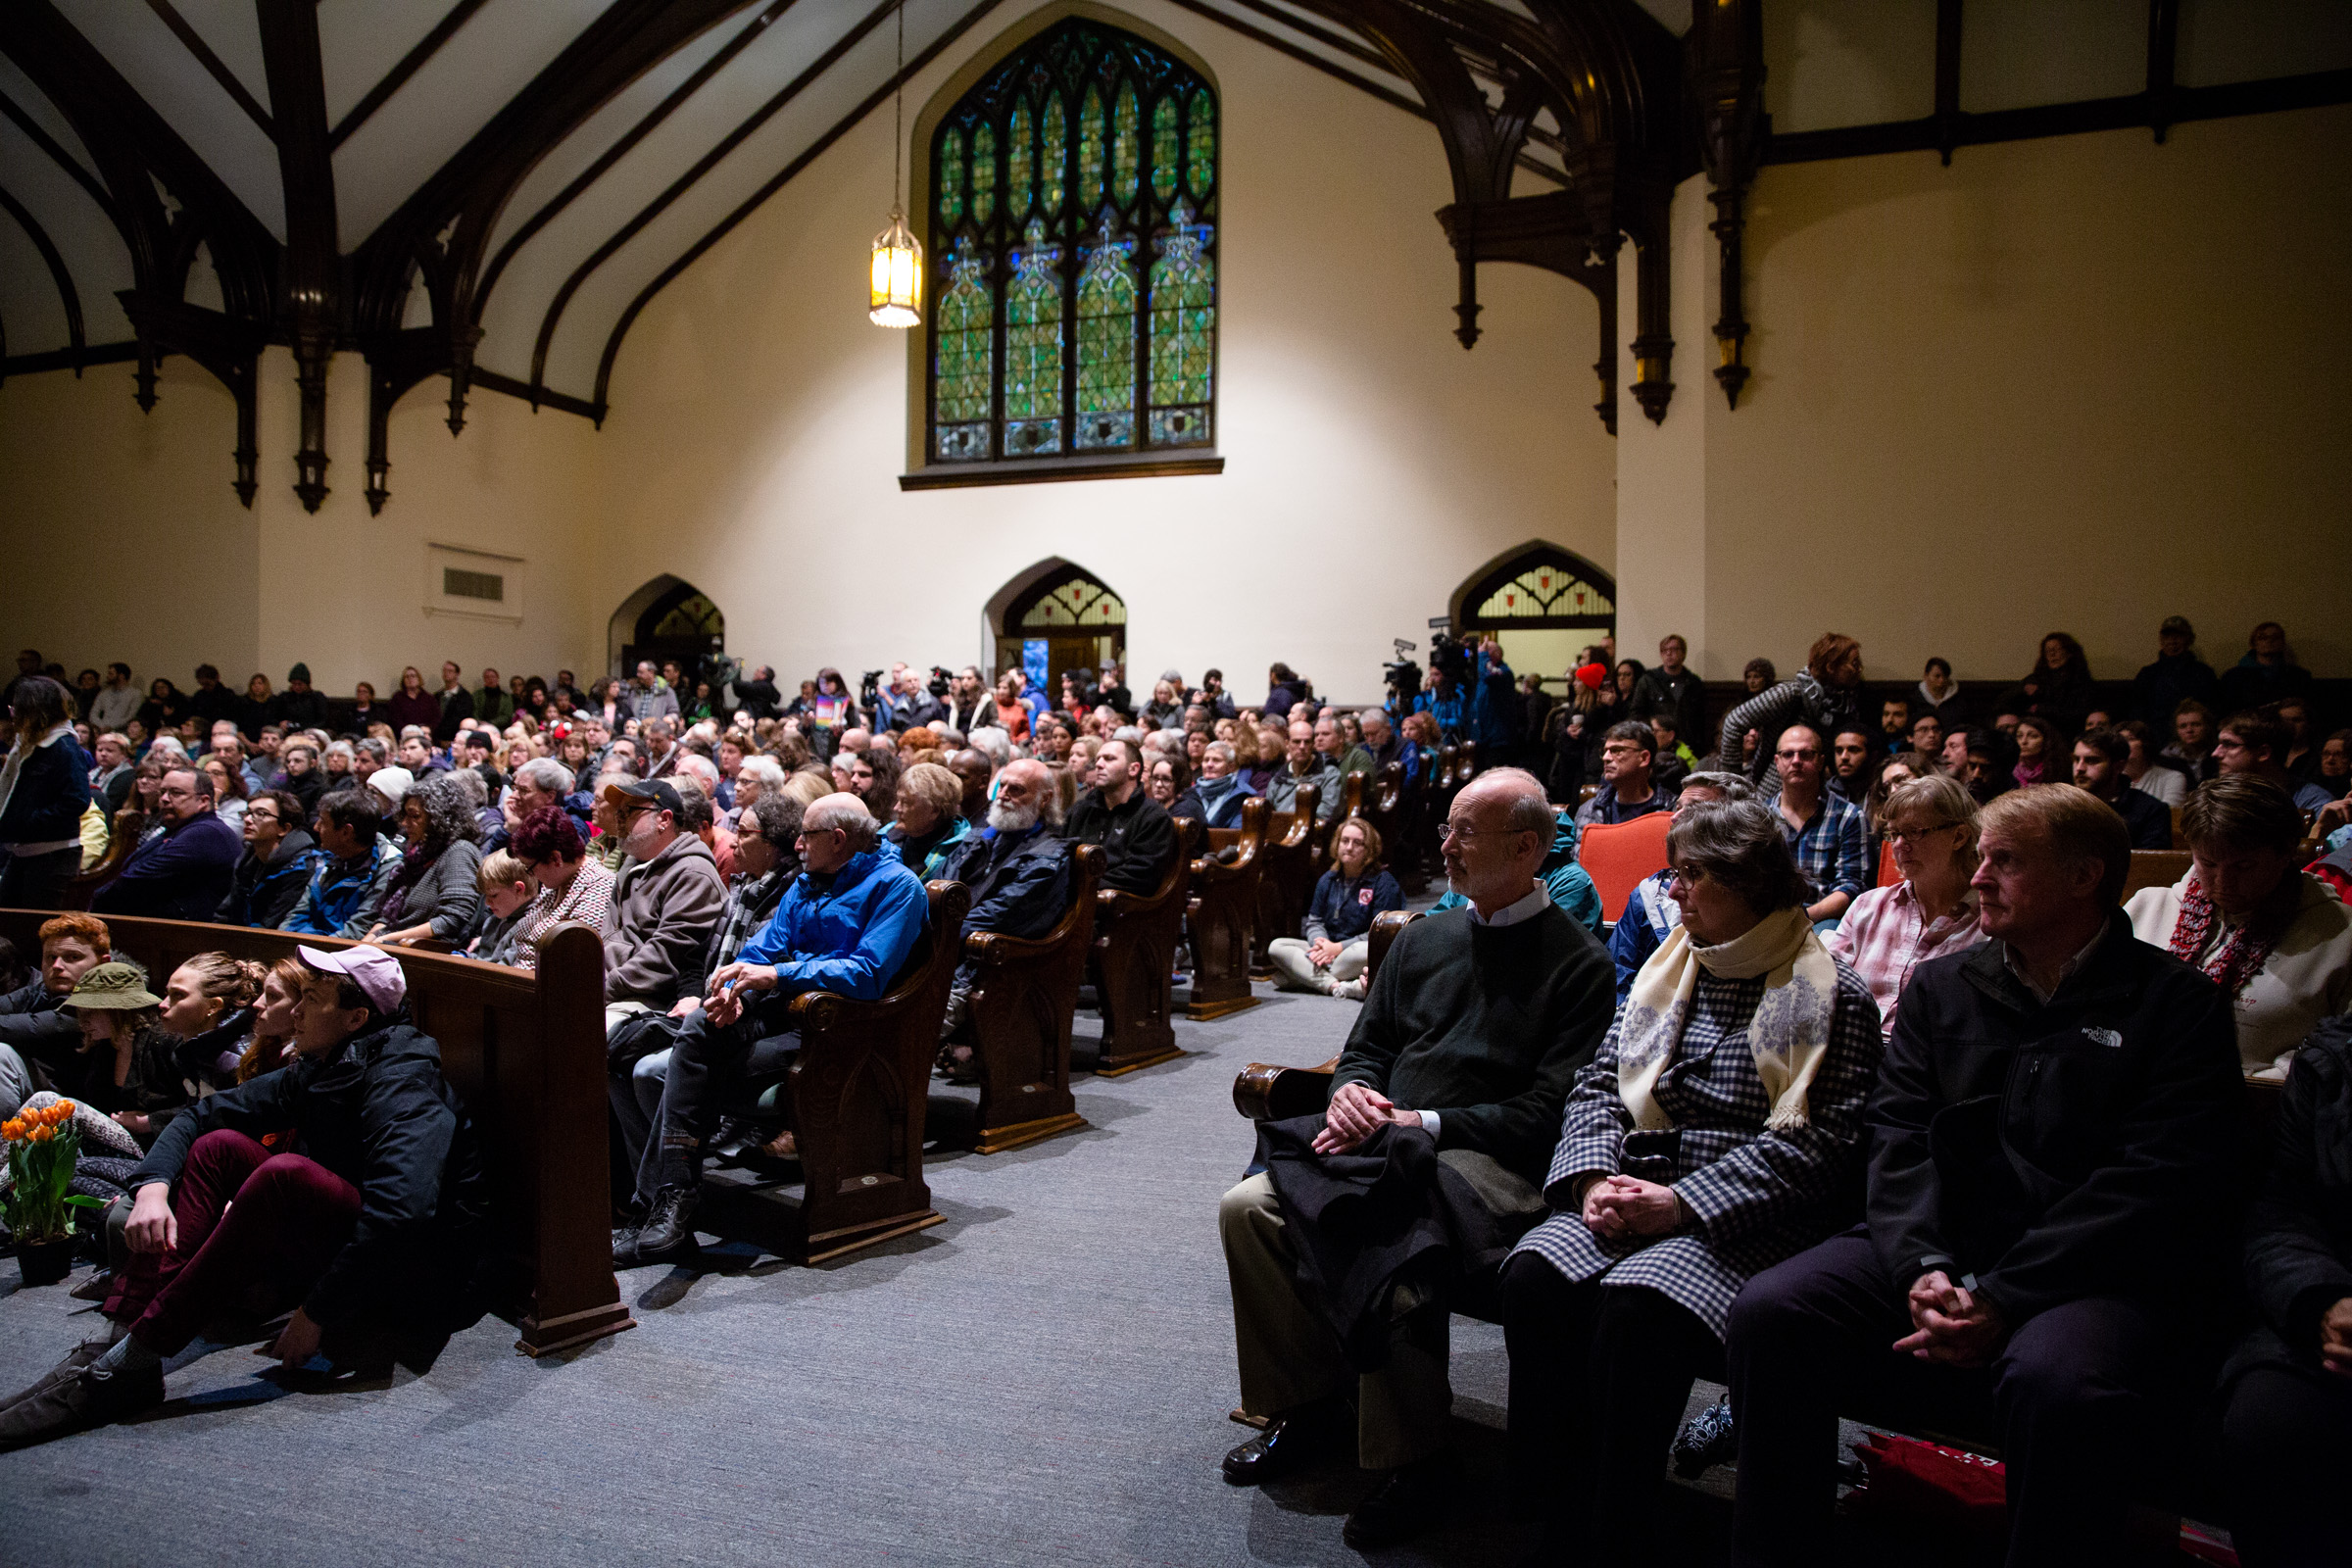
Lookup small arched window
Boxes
[926,19,1217,472]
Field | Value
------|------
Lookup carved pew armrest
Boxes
[1232,1054,1343,1121]
[964,928,1060,964]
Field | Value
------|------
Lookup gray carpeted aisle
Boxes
[6,980,1935,1566]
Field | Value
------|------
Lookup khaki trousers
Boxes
[1265,937,1368,994]
[1219,1171,1454,1469]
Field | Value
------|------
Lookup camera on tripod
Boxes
[859,668,885,708]
[927,664,954,699]
[1382,638,1422,706]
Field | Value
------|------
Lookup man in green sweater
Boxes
[1218,766,1616,1548]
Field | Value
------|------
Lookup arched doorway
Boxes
[1450,542,1615,687]
[609,575,725,687]
[987,559,1127,697]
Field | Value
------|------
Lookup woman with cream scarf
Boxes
[1501,801,1886,1560]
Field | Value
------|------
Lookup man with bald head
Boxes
[933,760,1076,1062]
[618,792,930,1265]
[1218,767,1616,1547]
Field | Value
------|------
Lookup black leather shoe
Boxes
[632,1186,702,1264]
[1220,1396,1350,1486]
[611,1225,643,1269]
[1343,1453,1459,1550]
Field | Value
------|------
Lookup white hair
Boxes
[673,754,719,791]
[737,757,786,791]
[514,757,574,795]
[967,725,1014,768]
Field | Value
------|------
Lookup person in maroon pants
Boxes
[0,944,486,1447]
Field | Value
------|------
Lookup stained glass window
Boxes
[923,19,1217,467]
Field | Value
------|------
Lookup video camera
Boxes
[927,664,954,699]
[1382,638,1422,707]
[860,668,885,708]
[1428,631,1473,685]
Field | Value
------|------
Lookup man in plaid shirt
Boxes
[1771,724,1867,927]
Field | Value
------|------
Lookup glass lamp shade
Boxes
[869,208,922,327]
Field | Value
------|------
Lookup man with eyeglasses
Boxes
[89,766,241,920]
[1770,725,1868,929]
[217,788,319,928]
[1575,720,1676,830]
[2214,707,2335,815]
[1217,767,1615,1548]
[618,793,926,1267]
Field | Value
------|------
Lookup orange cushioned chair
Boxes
[1578,812,1675,925]
[1877,838,1900,889]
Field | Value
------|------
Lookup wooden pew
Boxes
[728,879,971,1264]
[1230,909,1418,1121]
[1367,761,1426,895]
[959,845,1102,1152]
[2124,850,2191,901]
[1091,816,1196,1076]
[59,808,144,910]
[1187,797,1265,1020]
[1250,782,1323,976]
[0,907,630,1357]
[1338,769,1367,822]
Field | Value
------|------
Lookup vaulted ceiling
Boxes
[2,0,2341,513]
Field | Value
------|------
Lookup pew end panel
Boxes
[0,909,633,1358]
[1227,911,1418,1121]
[1186,798,1265,1021]
[762,879,971,1264]
[1250,784,1322,976]
[1091,817,1194,1076]
[959,845,1102,1152]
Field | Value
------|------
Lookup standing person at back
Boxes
[1631,635,1707,758]
[1716,635,1867,802]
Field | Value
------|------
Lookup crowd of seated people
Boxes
[3,617,2350,1534]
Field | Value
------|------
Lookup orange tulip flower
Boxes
[30,1123,53,1143]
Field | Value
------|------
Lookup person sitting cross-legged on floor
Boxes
[1217,767,1615,1550]
[1266,815,1403,999]
[619,794,928,1267]
[1503,800,1884,1565]
[933,760,1074,1079]
[1724,783,2244,1568]
[0,944,487,1449]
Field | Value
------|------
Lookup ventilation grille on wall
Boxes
[443,567,505,603]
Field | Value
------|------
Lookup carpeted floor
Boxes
[2,980,2016,1567]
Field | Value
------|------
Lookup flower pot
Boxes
[16,1236,76,1287]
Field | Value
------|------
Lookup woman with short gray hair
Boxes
[1502,799,1883,1562]
[1829,772,1983,1041]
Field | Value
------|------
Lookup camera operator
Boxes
[1413,633,1518,756]
[875,663,946,732]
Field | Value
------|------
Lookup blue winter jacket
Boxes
[1194,772,1260,829]
[738,849,928,1002]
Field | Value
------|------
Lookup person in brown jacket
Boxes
[598,780,724,1030]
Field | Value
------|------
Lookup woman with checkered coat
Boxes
[1501,800,1885,1561]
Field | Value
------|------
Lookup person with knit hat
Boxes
[0,942,487,1448]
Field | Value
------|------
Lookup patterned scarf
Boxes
[2168,873,2294,1000]
[1620,904,1838,1132]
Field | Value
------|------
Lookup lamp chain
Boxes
[892,0,906,212]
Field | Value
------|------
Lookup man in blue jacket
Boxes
[622,792,928,1264]
[89,765,240,920]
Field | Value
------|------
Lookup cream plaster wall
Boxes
[587,0,1616,707]
[0,343,609,696]
[1627,105,2352,686]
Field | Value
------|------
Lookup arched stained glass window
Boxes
[925,19,1218,468]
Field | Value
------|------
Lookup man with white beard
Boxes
[932,760,1077,1071]
[619,793,929,1266]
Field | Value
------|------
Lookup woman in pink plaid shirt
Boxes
[1827,774,1984,1039]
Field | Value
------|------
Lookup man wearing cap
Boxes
[0,944,488,1447]
[620,793,927,1264]
[89,766,241,921]
[282,790,403,938]
[599,779,725,1025]
[273,664,329,733]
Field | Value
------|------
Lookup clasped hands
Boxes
[1577,1174,1687,1243]
[1894,1270,2009,1366]
[2322,1297,2352,1379]
[701,960,780,1026]
[1304,938,1345,968]
[1313,1080,1423,1154]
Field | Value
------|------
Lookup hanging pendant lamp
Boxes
[869,0,921,327]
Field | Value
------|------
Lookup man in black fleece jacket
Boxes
[0,944,485,1448]
[1218,768,1614,1548]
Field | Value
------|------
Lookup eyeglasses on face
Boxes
[1884,820,1959,844]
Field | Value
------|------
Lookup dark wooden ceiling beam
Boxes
[0,181,86,362]
[142,0,274,140]
[256,0,339,512]
[0,87,120,221]
[591,0,1009,414]
[328,0,491,150]
[530,0,901,398]
[475,0,802,316]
